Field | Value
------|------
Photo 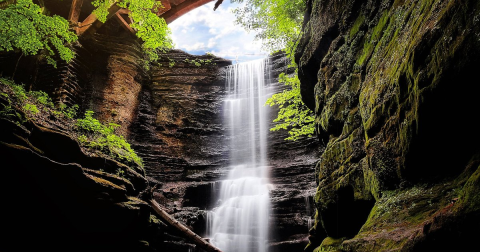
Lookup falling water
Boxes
[305,195,314,230]
[208,58,271,252]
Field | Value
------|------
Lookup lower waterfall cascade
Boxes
[207,58,272,252]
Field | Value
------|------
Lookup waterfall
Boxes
[208,58,271,252]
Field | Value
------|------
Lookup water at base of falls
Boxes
[207,58,271,252]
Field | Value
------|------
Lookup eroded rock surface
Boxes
[1,28,320,250]
[0,111,157,252]
[128,51,320,250]
[296,0,480,251]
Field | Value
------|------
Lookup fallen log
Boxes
[149,199,223,252]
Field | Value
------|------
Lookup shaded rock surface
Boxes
[1,26,320,251]
[295,0,480,251]
[0,109,156,252]
[266,53,320,252]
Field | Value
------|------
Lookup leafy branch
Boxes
[92,0,173,64]
[266,71,314,141]
[0,0,77,67]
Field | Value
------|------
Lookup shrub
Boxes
[29,90,54,108]
[63,104,79,119]
[76,110,143,167]
[0,78,143,169]
[23,103,38,115]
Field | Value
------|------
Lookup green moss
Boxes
[307,0,480,250]
[363,160,381,200]
[87,174,126,191]
[356,11,390,66]
[314,237,345,252]
[349,14,365,39]
[459,165,480,212]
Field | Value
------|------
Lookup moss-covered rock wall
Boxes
[295,0,480,251]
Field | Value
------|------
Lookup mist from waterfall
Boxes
[207,58,271,252]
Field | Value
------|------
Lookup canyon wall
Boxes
[295,0,480,251]
[128,50,320,251]
[1,30,319,250]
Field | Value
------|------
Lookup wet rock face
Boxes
[79,34,147,137]
[127,49,232,240]
[128,50,320,250]
[296,0,480,251]
[130,49,231,184]
[267,53,321,251]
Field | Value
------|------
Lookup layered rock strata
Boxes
[0,101,157,252]
[295,0,480,251]
[128,50,321,251]
[1,30,321,250]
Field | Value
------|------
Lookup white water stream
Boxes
[207,58,271,252]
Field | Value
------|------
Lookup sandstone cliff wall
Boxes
[295,0,480,251]
[1,31,320,251]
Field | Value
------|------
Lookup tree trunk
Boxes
[149,199,223,252]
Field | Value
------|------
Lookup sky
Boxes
[169,1,267,64]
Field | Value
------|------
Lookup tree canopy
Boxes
[0,0,172,67]
[0,0,77,67]
[232,0,315,141]
[92,0,172,62]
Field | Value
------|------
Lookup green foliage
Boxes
[183,58,215,67]
[29,90,54,108]
[23,103,38,115]
[168,58,175,68]
[92,0,173,63]
[0,78,142,168]
[266,71,315,141]
[8,81,28,102]
[184,58,201,67]
[59,103,79,119]
[0,0,77,67]
[0,79,28,123]
[232,0,304,59]
[76,110,143,167]
[116,168,125,177]
[0,92,23,122]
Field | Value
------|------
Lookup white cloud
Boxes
[182,42,206,51]
[169,1,266,63]
[207,38,217,48]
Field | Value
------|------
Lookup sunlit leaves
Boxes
[231,0,304,58]
[0,0,77,67]
[266,71,314,141]
[92,0,172,63]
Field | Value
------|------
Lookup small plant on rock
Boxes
[29,90,54,108]
[76,110,143,167]
[23,103,38,115]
